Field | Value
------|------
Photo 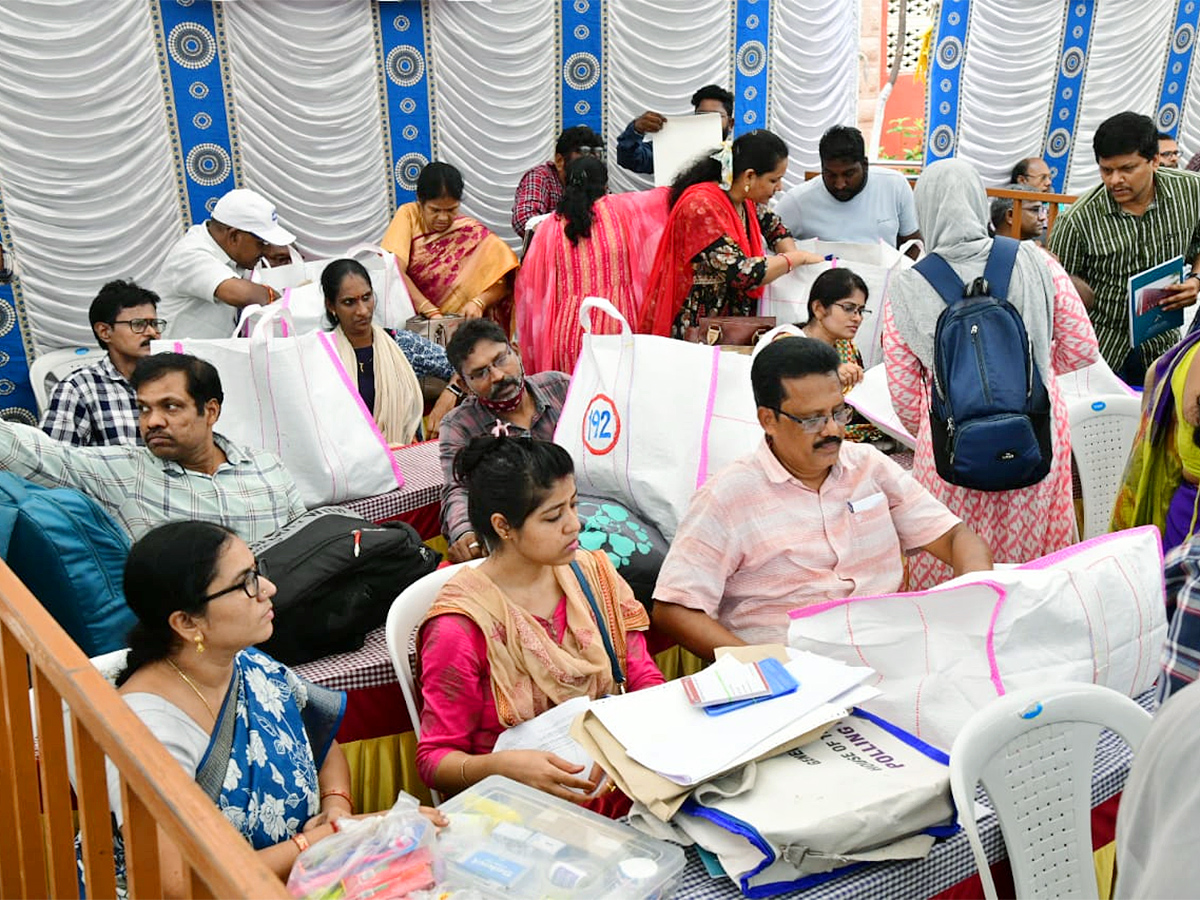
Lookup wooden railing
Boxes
[0,560,289,899]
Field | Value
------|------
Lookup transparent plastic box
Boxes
[436,775,684,898]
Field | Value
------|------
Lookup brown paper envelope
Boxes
[572,707,840,822]
[715,644,791,665]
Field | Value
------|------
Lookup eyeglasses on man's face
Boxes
[772,404,854,434]
[111,318,167,334]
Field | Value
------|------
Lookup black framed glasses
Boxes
[111,318,167,334]
[832,302,870,318]
[772,404,854,434]
[465,347,514,385]
[202,562,267,602]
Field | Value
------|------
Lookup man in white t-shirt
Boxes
[775,126,920,258]
[156,189,295,338]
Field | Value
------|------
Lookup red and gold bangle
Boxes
[291,832,310,853]
[320,788,355,814]
[779,254,794,273]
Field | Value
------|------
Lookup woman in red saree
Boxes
[514,156,670,374]
[381,162,520,329]
[640,129,821,339]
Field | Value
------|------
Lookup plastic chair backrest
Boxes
[949,683,1151,900]
[28,347,107,416]
[1066,394,1141,540]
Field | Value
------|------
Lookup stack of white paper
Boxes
[589,651,877,786]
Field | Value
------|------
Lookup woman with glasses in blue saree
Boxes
[88,521,437,896]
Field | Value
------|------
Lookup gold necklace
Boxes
[166,658,216,721]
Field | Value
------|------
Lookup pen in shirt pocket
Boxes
[847,492,886,514]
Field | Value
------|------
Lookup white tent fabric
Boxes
[0,0,862,382]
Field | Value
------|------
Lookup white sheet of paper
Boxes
[492,694,593,771]
[589,652,874,785]
[648,112,724,188]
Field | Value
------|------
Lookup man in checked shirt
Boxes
[40,279,164,447]
[1,352,304,541]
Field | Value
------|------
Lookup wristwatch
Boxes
[1186,272,1200,283]
[446,383,464,399]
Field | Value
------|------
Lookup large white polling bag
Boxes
[759,239,917,369]
[244,244,416,336]
[665,710,955,896]
[786,527,1167,752]
[554,297,760,541]
[155,304,403,508]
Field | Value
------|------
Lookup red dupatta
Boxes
[639,180,766,336]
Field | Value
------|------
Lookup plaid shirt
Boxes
[40,355,140,447]
[437,371,570,541]
[1158,539,1200,704]
[0,423,305,540]
[511,162,563,238]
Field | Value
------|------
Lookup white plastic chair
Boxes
[1067,394,1141,540]
[949,683,1152,900]
[28,346,106,416]
[384,559,484,803]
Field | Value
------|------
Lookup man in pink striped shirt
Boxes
[652,339,992,660]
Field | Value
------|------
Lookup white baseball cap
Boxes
[210,189,295,245]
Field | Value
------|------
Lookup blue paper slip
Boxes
[702,658,799,716]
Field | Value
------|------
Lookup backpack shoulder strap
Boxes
[913,252,967,306]
[983,235,1021,301]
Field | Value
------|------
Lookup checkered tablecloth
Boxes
[672,693,1149,899]
[293,624,395,692]
[342,440,443,523]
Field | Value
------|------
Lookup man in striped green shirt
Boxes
[1047,112,1200,384]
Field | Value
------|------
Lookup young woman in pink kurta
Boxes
[883,159,1099,589]
[415,436,663,817]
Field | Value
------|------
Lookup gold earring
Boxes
[194,634,205,654]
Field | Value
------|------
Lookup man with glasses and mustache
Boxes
[41,279,165,446]
[651,338,991,660]
[156,188,295,339]
[438,319,570,562]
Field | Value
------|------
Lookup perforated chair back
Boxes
[28,347,107,416]
[1067,395,1141,540]
[384,559,483,802]
[949,683,1151,900]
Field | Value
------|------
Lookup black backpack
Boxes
[250,507,440,665]
[913,236,1053,492]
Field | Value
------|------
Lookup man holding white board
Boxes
[616,84,734,176]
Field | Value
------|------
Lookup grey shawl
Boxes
[887,158,1055,374]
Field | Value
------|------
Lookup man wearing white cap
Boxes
[156,188,296,338]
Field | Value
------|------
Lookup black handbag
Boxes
[251,508,440,665]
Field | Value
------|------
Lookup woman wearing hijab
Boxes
[883,158,1098,588]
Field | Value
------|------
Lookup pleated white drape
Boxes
[222,1,394,260]
[605,0,733,196]
[770,0,861,186]
[429,0,557,235]
[0,1,182,350]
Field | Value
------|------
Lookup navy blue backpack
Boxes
[0,473,133,656]
[913,236,1053,492]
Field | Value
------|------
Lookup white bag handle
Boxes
[896,238,923,261]
[751,323,806,359]
[248,296,297,344]
[578,296,631,335]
